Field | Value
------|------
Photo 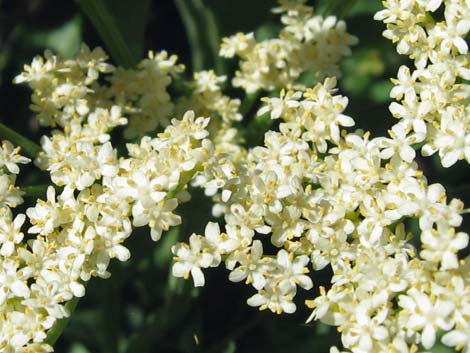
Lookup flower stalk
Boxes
[0,122,41,159]
[76,0,136,68]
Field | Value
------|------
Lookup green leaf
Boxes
[174,0,214,73]
[68,343,91,353]
[431,342,456,353]
[346,0,383,17]
[45,297,81,346]
[341,48,386,96]
[124,291,193,353]
[222,340,237,353]
[29,15,82,57]
[175,0,203,72]
[0,122,41,159]
[316,0,362,18]
[76,0,137,68]
[206,0,273,36]
[22,185,49,199]
[103,0,152,59]
[153,226,180,268]
[369,80,393,103]
[255,22,282,41]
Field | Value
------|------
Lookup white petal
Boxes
[150,226,163,241]
[281,300,296,313]
[454,37,468,54]
[221,189,232,202]
[251,240,263,259]
[205,222,220,243]
[277,250,290,267]
[425,0,442,11]
[247,293,266,307]
[78,173,95,189]
[337,114,354,127]
[441,151,459,168]
[251,272,266,290]
[389,102,407,117]
[442,330,467,348]
[0,242,14,257]
[229,267,247,282]
[11,280,30,298]
[271,105,283,120]
[150,191,166,203]
[172,262,190,278]
[70,281,86,297]
[358,333,373,351]
[191,267,205,287]
[297,275,313,290]
[400,145,416,162]
[422,143,436,156]
[113,245,131,261]
[10,333,29,348]
[421,324,436,349]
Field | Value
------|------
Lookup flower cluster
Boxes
[176,70,246,161]
[376,0,470,167]
[173,1,470,346]
[1,0,360,350]
[4,0,470,352]
[110,51,184,139]
[178,70,242,124]
[172,75,470,352]
[15,45,183,140]
[219,0,358,92]
[0,109,211,352]
[3,44,212,351]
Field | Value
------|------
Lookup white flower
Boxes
[275,249,313,292]
[219,32,256,57]
[132,198,181,241]
[228,240,267,290]
[390,65,417,101]
[172,234,219,287]
[442,323,470,353]
[375,122,424,162]
[398,288,454,349]
[26,186,73,235]
[420,221,469,270]
[0,174,25,209]
[257,89,302,119]
[193,70,226,93]
[340,299,389,352]
[0,209,25,256]
[0,259,31,304]
[432,21,469,55]
[247,283,297,314]
[0,140,31,174]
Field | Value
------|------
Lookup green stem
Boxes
[319,0,360,18]
[336,0,361,19]
[205,314,263,353]
[22,185,50,199]
[240,92,261,117]
[44,296,80,346]
[174,0,205,73]
[243,113,273,147]
[167,168,200,199]
[206,8,225,75]
[76,0,137,68]
[174,0,224,74]
[124,291,192,353]
[192,0,225,75]
[0,122,41,159]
